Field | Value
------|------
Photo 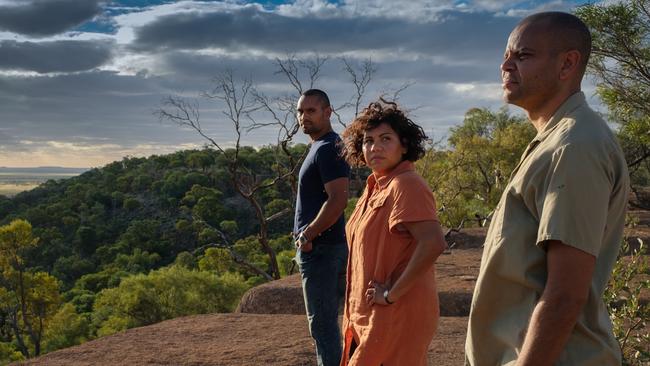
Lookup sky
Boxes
[0,0,604,168]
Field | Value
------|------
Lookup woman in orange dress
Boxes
[339,100,447,366]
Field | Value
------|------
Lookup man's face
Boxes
[500,24,562,112]
[297,95,331,139]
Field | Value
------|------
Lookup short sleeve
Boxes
[536,143,612,256]
[388,174,439,234]
[317,141,350,184]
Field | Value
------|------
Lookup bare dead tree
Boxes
[158,70,287,280]
[330,57,377,128]
[246,55,331,208]
[158,55,399,281]
[273,53,328,95]
[343,58,376,116]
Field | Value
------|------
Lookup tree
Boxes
[181,185,227,227]
[417,108,535,228]
[0,220,61,358]
[92,266,249,336]
[576,1,650,185]
[42,303,90,353]
[185,150,215,173]
[158,70,289,280]
[604,238,650,365]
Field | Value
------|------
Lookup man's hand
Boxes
[298,241,313,253]
[295,232,313,253]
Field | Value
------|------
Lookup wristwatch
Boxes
[383,289,394,305]
[297,231,309,247]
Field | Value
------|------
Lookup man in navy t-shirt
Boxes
[294,89,350,366]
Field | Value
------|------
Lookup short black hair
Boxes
[520,11,592,72]
[301,89,330,107]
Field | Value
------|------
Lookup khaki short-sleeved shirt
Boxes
[465,92,629,366]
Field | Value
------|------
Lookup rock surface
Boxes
[16,314,469,366]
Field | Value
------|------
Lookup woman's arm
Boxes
[366,220,447,305]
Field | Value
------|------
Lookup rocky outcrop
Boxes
[237,245,483,317]
[15,314,469,366]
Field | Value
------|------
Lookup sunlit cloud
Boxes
[446,82,502,101]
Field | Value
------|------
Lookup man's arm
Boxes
[298,177,349,251]
[516,240,596,366]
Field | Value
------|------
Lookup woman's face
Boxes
[362,122,407,177]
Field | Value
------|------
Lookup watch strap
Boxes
[383,289,394,305]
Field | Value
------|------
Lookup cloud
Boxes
[0,0,103,37]
[276,0,458,21]
[0,0,592,168]
[446,82,502,101]
[130,6,518,62]
[0,70,217,156]
[0,138,205,168]
[0,40,114,73]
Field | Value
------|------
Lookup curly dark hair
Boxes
[341,99,428,167]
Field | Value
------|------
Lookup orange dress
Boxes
[341,161,440,366]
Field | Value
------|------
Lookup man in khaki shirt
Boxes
[465,12,629,366]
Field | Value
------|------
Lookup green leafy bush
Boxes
[605,238,650,365]
[92,266,249,336]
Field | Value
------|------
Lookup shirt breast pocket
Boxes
[367,192,388,211]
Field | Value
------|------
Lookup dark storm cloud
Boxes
[160,50,501,87]
[0,0,103,37]
[0,40,114,73]
[131,7,518,60]
[0,70,225,146]
[0,129,24,152]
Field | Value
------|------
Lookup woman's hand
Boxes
[365,280,391,306]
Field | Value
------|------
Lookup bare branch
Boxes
[265,207,291,223]
[341,57,376,116]
[274,54,303,94]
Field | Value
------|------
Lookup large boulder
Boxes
[236,274,304,314]
[237,246,483,317]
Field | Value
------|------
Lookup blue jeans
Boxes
[297,242,348,366]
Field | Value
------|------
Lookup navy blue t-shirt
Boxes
[294,131,350,245]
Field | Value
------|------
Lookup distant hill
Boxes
[0,147,302,290]
[0,147,307,363]
[0,167,90,196]
[0,167,89,174]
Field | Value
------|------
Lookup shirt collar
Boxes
[508,92,587,180]
[534,91,586,142]
[367,160,415,191]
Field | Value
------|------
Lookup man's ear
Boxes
[325,105,332,119]
[559,49,581,81]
